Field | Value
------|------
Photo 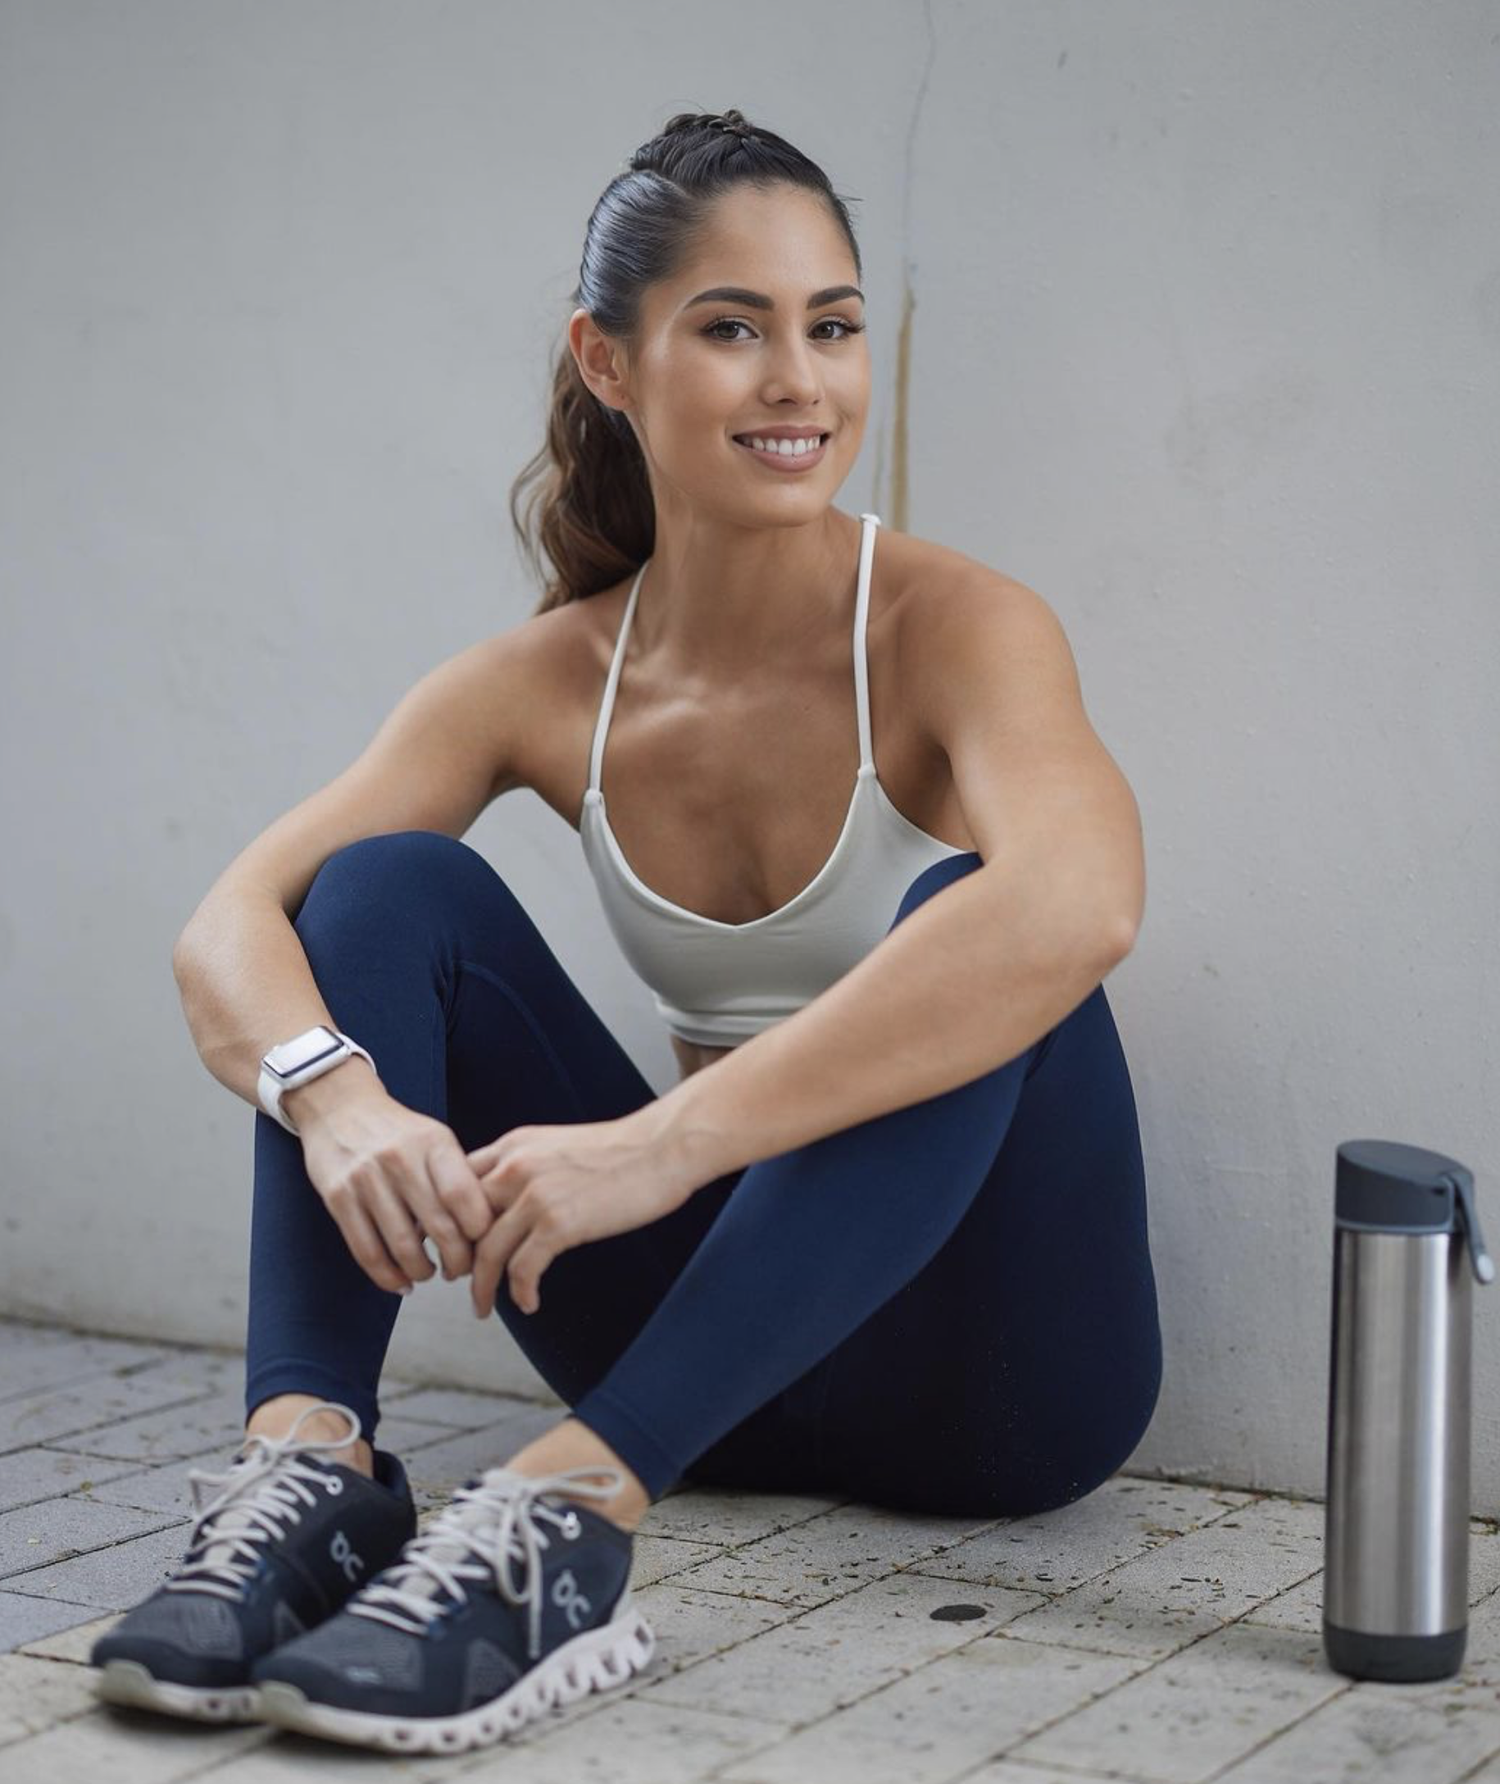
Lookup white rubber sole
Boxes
[93,1658,262,1723]
[255,1596,656,1754]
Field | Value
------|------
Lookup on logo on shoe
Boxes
[552,1569,591,1630]
[330,1529,365,1582]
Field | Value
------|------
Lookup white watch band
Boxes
[257,1026,377,1136]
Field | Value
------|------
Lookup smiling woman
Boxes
[130,103,1162,1762]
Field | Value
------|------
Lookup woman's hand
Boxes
[463,1112,710,1319]
[294,1075,493,1295]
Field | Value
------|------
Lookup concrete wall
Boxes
[3,1,1497,1506]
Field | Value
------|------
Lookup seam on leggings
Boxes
[454,957,589,1123]
[1025,1019,1067,1084]
[1025,982,1103,1084]
[428,991,447,1121]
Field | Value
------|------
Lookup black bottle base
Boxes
[1324,1620,1467,1682]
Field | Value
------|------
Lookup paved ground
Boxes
[2,1313,1499,1784]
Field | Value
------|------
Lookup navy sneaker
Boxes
[251,1462,656,1753]
[90,1401,416,1722]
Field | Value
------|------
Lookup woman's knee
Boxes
[889,851,983,931]
[295,831,511,933]
[314,829,484,887]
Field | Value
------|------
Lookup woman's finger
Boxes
[470,1210,524,1319]
[505,1234,552,1316]
[331,1193,413,1296]
[362,1179,437,1283]
[429,1143,496,1249]
[412,1152,480,1276]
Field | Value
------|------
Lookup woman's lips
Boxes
[732,433,829,472]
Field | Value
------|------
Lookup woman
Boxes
[91,108,1162,1755]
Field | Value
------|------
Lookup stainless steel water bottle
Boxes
[1324,1140,1493,1681]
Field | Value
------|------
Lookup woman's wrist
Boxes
[626,1076,738,1190]
[279,1053,384,1130]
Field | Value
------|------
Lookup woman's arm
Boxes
[627,569,1144,1180]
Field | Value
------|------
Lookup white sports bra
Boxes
[579,511,970,1047]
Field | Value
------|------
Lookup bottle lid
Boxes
[1336,1140,1493,1284]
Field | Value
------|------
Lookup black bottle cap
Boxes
[1336,1140,1492,1283]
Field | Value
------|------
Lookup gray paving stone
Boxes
[14,1609,120,1664]
[118,1346,244,1393]
[0,1497,178,1582]
[1244,1523,1500,1636]
[904,1475,1257,1597]
[0,1593,102,1657]
[642,1483,850,1549]
[1006,1619,1348,1783]
[1211,1677,1500,1784]
[46,1394,248,1463]
[641,1566,1050,1729]
[378,1384,537,1428]
[78,1414,460,1520]
[366,1413,464,1456]
[0,1709,270,1780]
[0,1323,172,1405]
[190,1726,471,1781]
[400,1410,564,1509]
[2,1520,192,1610]
[448,1691,787,1781]
[0,1446,140,1514]
[996,1492,1325,1660]
[71,1442,258,1517]
[0,1370,223,1457]
[630,1534,730,1591]
[1418,1569,1500,1691]
[1240,1567,1327,1636]
[0,1652,98,1747]
[963,1765,1149,1784]
[628,1581,798,1678]
[711,1631,1143,1784]
[666,1500,1003,1611]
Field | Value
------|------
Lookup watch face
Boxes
[265,1025,343,1079]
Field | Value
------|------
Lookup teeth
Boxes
[738,434,825,456]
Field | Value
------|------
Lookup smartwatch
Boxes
[258,1024,378,1135]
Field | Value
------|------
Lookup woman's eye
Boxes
[703,317,866,343]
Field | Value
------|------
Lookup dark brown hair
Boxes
[508,108,863,615]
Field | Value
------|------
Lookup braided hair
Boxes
[510,108,862,613]
[667,108,757,144]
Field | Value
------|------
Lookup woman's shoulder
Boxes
[878,520,1035,631]
[488,578,629,693]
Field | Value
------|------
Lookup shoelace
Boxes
[165,1401,367,1603]
[347,1462,625,1660]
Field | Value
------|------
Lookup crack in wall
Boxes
[878,0,938,532]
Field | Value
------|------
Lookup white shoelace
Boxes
[165,1401,367,1603]
[347,1463,626,1661]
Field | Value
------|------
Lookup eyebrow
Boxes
[683,284,865,312]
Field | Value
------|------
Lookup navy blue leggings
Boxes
[246,830,1162,1518]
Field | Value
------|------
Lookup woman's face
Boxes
[582,184,870,519]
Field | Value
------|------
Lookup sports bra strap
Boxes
[853,511,881,772]
[588,560,647,794]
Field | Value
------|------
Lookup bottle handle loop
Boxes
[1443,1168,1494,1285]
